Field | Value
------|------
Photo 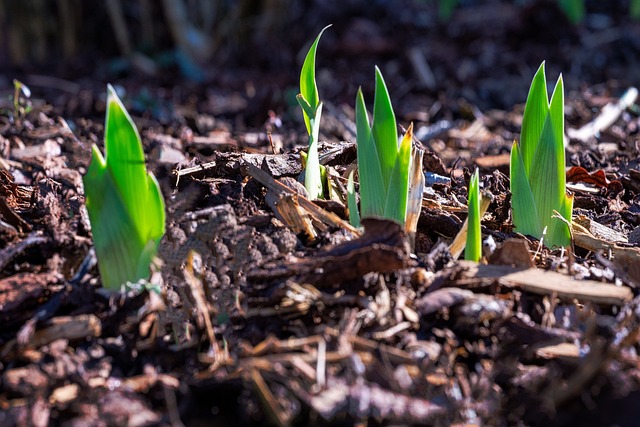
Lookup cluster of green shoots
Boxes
[81,35,574,292]
[349,69,413,227]
[510,62,572,248]
[83,85,165,290]
[298,27,413,229]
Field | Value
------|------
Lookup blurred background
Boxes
[0,0,639,131]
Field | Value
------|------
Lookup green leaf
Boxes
[383,125,412,224]
[296,94,315,121]
[548,75,566,190]
[545,194,573,248]
[521,62,549,174]
[465,169,482,262]
[510,141,542,238]
[347,170,360,228]
[529,114,565,246]
[304,103,324,199]
[371,67,398,190]
[83,85,165,290]
[300,25,330,135]
[356,87,385,218]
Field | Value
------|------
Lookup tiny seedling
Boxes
[465,169,481,262]
[83,85,165,290]
[12,79,32,119]
[298,25,331,199]
[510,62,573,248]
[350,67,412,227]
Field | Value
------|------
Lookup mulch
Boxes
[2,1,640,426]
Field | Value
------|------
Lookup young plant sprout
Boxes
[297,25,330,200]
[349,67,412,227]
[83,85,165,290]
[465,169,481,262]
[510,62,573,248]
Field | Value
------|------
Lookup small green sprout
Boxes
[12,79,32,118]
[465,169,481,262]
[298,25,331,200]
[83,85,165,290]
[510,62,573,248]
[350,67,412,227]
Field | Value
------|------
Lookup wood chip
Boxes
[534,342,580,361]
[458,261,632,305]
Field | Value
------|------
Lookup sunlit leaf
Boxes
[356,87,385,218]
[300,25,330,134]
[384,124,412,224]
[465,169,481,262]
[510,141,542,238]
[520,62,548,174]
[371,66,398,190]
[83,85,165,290]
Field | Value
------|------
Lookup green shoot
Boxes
[298,25,331,199]
[353,67,412,226]
[465,169,481,262]
[12,79,32,118]
[83,85,165,290]
[347,170,360,228]
[510,62,573,248]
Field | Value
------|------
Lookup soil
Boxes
[2,1,640,426]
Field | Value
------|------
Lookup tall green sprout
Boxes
[465,169,481,261]
[83,85,165,290]
[298,25,330,199]
[349,67,412,226]
[510,62,573,248]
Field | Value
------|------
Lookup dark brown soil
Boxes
[2,1,640,426]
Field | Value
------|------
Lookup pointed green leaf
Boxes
[465,169,481,262]
[529,114,564,244]
[300,25,330,134]
[383,126,412,224]
[371,67,398,190]
[356,87,385,217]
[510,141,542,237]
[347,170,360,228]
[304,103,323,199]
[521,62,549,174]
[105,85,150,235]
[548,75,566,190]
[83,85,165,290]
